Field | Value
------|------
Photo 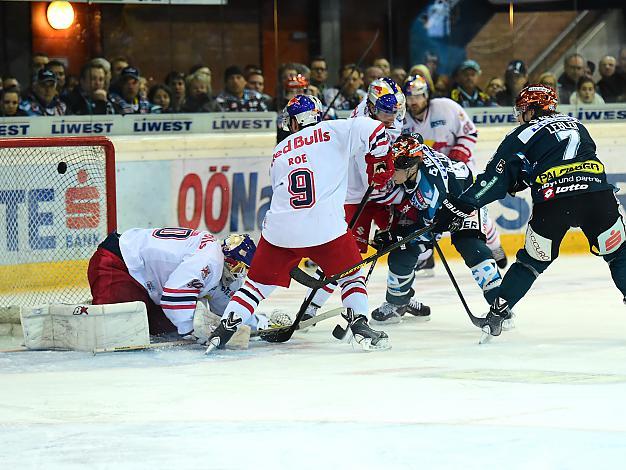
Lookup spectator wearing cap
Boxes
[496,59,528,106]
[182,70,219,113]
[323,64,366,111]
[558,53,585,104]
[245,68,273,110]
[109,66,157,114]
[64,62,115,115]
[20,69,66,116]
[449,59,493,107]
[165,71,186,112]
[216,65,268,112]
[1,87,28,117]
[569,76,605,106]
[597,56,625,103]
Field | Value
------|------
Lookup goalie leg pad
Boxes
[20,301,150,352]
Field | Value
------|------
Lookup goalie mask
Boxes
[221,234,256,286]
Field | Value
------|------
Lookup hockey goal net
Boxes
[0,137,116,309]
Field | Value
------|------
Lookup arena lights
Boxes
[46,1,75,30]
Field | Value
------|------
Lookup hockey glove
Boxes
[365,151,395,190]
[371,229,404,251]
[447,146,472,164]
[431,195,476,233]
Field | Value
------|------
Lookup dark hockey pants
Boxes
[386,233,501,305]
[499,189,626,308]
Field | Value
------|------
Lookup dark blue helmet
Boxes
[285,94,323,128]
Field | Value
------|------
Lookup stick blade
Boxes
[289,267,324,288]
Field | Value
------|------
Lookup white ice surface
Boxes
[2,254,626,470]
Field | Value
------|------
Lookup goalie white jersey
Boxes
[402,97,478,169]
[263,116,389,248]
[119,228,229,334]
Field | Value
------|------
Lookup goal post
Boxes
[0,136,116,309]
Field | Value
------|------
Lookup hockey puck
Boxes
[57,162,67,174]
[332,324,347,340]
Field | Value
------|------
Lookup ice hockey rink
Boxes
[2,254,626,470]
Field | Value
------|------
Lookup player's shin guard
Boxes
[224,278,277,325]
[605,244,626,302]
[337,269,368,317]
[303,268,336,320]
[454,236,502,304]
[499,248,552,309]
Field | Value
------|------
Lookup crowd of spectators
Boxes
[2,47,626,117]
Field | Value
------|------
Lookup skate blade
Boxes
[478,326,493,344]
[205,338,220,354]
[502,313,516,331]
[414,269,435,278]
[402,315,431,323]
[350,334,391,351]
[370,316,402,325]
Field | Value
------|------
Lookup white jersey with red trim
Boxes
[402,97,478,170]
[119,228,226,334]
[345,100,399,204]
[263,116,389,248]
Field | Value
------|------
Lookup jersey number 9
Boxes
[288,169,316,209]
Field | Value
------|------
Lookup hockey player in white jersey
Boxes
[205,95,394,353]
[87,228,257,337]
[402,75,508,268]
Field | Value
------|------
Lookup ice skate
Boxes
[401,298,431,321]
[205,313,241,354]
[334,308,390,351]
[371,302,403,324]
[479,298,512,344]
[414,254,435,278]
[491,246,508,269]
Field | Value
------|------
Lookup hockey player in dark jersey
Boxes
[369,134,504,323]
[433,84,626,340]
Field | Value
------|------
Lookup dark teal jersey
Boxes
[460,114,612,208]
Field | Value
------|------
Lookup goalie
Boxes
[87,228,259,339]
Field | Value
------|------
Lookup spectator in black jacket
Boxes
[165,71,186,112]
[496,60,528,106]
[65,62,114,115]
[148,84,173,113]
[558,53,585,104]
[597,55,625,103]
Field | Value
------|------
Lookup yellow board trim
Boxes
[0,259,89,293]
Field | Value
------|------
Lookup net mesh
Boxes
[0,141,113,308]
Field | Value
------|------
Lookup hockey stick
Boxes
[291,224,434,289]
[432,239,486,328]
[321,29,380,120]
[0,308,347,354]
[264,186,375,343]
